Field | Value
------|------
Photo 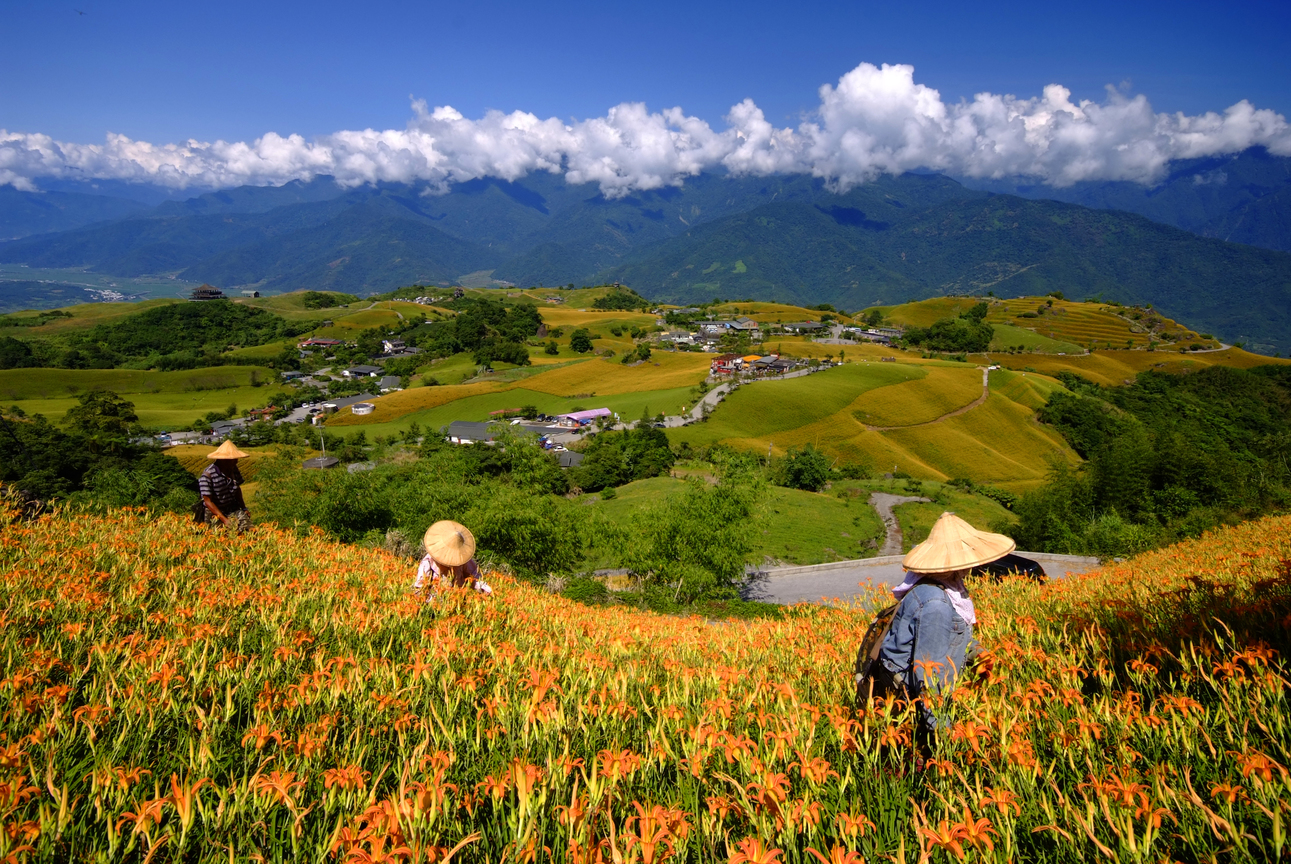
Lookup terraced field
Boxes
[670,361,1079,489]
[874,296,1215,351]
[988,346,1291,386]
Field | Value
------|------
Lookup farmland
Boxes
[0,365,278,428]
[0,499,1286,861]
[669,362,1079,490]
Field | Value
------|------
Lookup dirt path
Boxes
[865,367,990,431]
[869,492,931,555]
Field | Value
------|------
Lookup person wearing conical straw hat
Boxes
[198,440,252,533]
[413,520,492,600]
[874,512,1013,744]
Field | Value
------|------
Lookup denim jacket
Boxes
[877,581,977,722]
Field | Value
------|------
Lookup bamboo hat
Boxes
[423,520,476,567]
[207,440,250,460]
[902,512,1015,573]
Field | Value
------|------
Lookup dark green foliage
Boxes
[1011,365,1291,555]
[621,478,761,604]
[62,390,140,440]
[777,445,831,492]
[569,426,675,492]
[300,291,358,309]
[408,298,539,365]
[0,393,192,509]
[902,309,994,353]
[0,336,35,369]
[544,341,559,355]
[254,444,582,577]
[591,288,650,311]
[569,329,593,354]
[52,302,311,369]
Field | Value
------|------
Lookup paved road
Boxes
[743,552,1102,605]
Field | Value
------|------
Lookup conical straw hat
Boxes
[423,520,476,567]
[902,511,1015,573]
[207,440,250,459]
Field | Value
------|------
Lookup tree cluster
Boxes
[900,302,993,353]
[569,423,675,492]
[1010,365,1291,556]
[0,391,196,508]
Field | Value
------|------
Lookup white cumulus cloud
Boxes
[3,62,1290,196]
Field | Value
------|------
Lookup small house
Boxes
[297,338,344,350]
[711,353,742,374]
[189,284,226,301]
[445,421,498,445]
[730,317,761,332]
[556,408,612,426]
[782,321,825,333]
[342,365,382,378]
[381,339,406,354]
[378,376,401,392]
[240,290,261,298]
[557,451,585,469]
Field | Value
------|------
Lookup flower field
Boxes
[0,501,1288,862]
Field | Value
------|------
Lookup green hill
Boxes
[598,191,1291,354]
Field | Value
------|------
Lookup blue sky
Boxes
[4,0,1288,143]
[2,0,1289,195]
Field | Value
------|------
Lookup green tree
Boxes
[570,329,593,354]
[623,479,760,603]
[63,391,139,441]
[779,445,831,492]
[544,341,559,355]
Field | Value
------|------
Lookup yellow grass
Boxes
[324,381,507,426]
[0,299,178,336]
[538,307,657,329]
[674,361,1074,487]
[852,365,984,427]
[523,353,712,397]
[873,296,1218,352]
[877,392,1079,489]
[710,302,851,323]
[164,444,293,483]
[988,347,1291,387]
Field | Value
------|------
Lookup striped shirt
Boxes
[198,463,243,513]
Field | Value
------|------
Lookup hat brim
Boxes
[423,520,476,567]
[902,512,1016,573]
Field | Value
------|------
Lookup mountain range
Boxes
[2,149,1290,352]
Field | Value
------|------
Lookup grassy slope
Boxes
[583,475,888,566]
[988,346,1291,387]
[0,365,280,429]
[670,361,1079,489]
[875,296,1215,351]
[0,298,179,338]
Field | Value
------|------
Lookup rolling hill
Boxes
[4,159,1291,352]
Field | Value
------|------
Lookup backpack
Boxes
[853,601,899,706]
[853,579,945,707]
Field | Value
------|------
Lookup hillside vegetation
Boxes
[1,499,1287,861]
[5,167,1291,351]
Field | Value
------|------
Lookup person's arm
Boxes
[202,495,229,525]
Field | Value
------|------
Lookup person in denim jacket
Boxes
[875,512,1014,743]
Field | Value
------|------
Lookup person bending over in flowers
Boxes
[871,512,1004,752]
[413,520,493,600]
